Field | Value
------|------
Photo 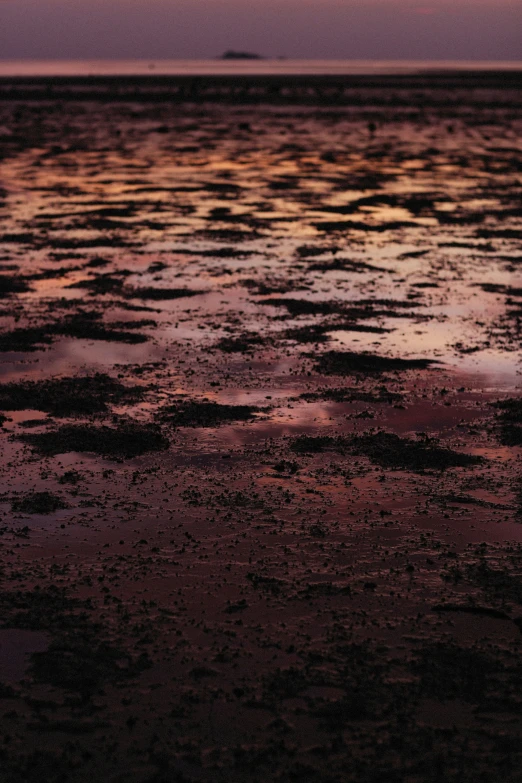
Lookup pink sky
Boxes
[0,0,521,60]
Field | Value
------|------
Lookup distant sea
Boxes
[0,60,521,77]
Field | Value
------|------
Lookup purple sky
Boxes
[1,0,521,60]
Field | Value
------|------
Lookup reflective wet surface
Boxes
[1,75,522,782]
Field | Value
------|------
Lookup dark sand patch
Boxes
[413,642,496,702]
[0,588,150,702]
[31,637,149,700]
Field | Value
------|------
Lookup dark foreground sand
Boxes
[0,73,522,782]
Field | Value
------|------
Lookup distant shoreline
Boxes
[0,59,521,78]
[0,68,520,106]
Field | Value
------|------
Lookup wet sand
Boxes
[0,73,522,782]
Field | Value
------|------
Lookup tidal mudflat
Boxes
[0,72,522,782]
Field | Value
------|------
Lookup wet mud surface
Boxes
[0,74,522,781]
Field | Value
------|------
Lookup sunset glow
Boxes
[0,0,520,60]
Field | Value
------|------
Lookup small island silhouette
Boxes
[220,50,263,60]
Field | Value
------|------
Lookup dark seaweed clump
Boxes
[492,398,522,446]
[295,244,340,258]
[283,325,331,343]
[126,287,202,301]
[350,431,482,472]
[285,322,389,344]
[0,327,54,352]
[0,314,150,352]
[0,373,144,416]
[313,350,434,375]
[19,422,169,458]
[273,460,300,474]
[162,400,261,427]
[259,297,419,323]
[0,274,31,296]
[68,273,128,296]
[52,312,150,344]
[290,435,349,455]
[215,333,269,353]
[12,491,68,514]
[290,431,480,471]
[300,386,403,404]
[307,257,383,273]
[260,297,344,316]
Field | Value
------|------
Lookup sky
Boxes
[0,0,521,61]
